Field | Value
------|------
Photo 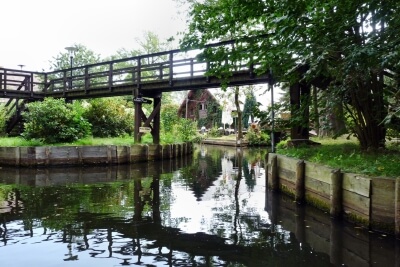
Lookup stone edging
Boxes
[266,153,400,237]
[0,143,193,167]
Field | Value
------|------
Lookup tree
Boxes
[242,90,257,129]
[48,44,101,71]
[180,0,400,150]
[45,44,104,89]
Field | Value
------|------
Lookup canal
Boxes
[0,144,399,266]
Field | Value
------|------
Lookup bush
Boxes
[245,128,270,146]
[83,98,134,137]
[22,98,91,144]
[161,103,179,133]
[176,119,198,142]
[208,126,223,137]
[0,104,9,136]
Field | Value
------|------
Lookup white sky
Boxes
[0,0,186,71]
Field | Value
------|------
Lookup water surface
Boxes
[0,145,399,266]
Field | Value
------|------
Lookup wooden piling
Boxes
[330,169,343,218]
[395,177,400,238]
[295,160,305,203]
[270,154,279,191]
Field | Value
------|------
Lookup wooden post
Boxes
[152,96,161,145]
[330,169,343,218]
[270,154,279,191]
[395,177,400,238]
[295,160,305,203]
[330,219,343,265]
[265,152,269,187]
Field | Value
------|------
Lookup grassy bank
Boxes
[0,136,137,147]
[276,137,400,177]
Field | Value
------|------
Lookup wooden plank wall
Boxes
[266,153,399,236]
[0,143,192,167]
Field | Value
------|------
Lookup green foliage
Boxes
[83,98,134,137]
[245,127,270,146]
[181,0,400,150]
[176,118,198,142]
[49,44,101,71]
[22,98,91,144]
[197,100,222,129]
[242,91,257,129]
[277,138,400,177]
[44,44,105,90]
[141,133,154,144]
[0,137,44,146]
[208,126,223,137]
[161,103,180,133]
[0,104,9,136]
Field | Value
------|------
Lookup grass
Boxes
[0,134,177,147]
[0,136,137,147]
[276,137,400,178]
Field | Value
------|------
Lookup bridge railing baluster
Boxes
[63,70,67,96]
[108,63,113,92]
[137,57,141,89]
[84,67,89,94]
[169,52,173,86]
[4,70,7,91]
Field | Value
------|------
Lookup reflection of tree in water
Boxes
[242,157,256,191]
[178,148,222,201]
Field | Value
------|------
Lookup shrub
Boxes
[208,126,223,137]
[246,128,270,146]
[22,98,91,144]
[0,104,9,136]
[176,119,198,142]
[83,98,134,137]
[161,103,179,133]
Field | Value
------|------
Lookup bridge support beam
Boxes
[133,92,162,145]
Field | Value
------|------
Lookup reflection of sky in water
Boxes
[169,156,271,242]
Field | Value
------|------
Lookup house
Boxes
[177,89,222,129]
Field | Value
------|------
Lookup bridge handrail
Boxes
[1,39,266,98]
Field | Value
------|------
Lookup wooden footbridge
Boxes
[0,41,271,143]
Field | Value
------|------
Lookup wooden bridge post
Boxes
[134,91,142,143]
[152,96,161,145]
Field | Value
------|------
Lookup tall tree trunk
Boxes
[346,78,387,150]
[290,81,310,140]
[312,86,320,136]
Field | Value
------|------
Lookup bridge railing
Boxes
[40,48,212,94]
[1,40,263,98]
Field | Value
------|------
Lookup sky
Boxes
[0,0,187,71]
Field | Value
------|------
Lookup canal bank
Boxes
[266,152,400,238]
[0,142,193,167]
